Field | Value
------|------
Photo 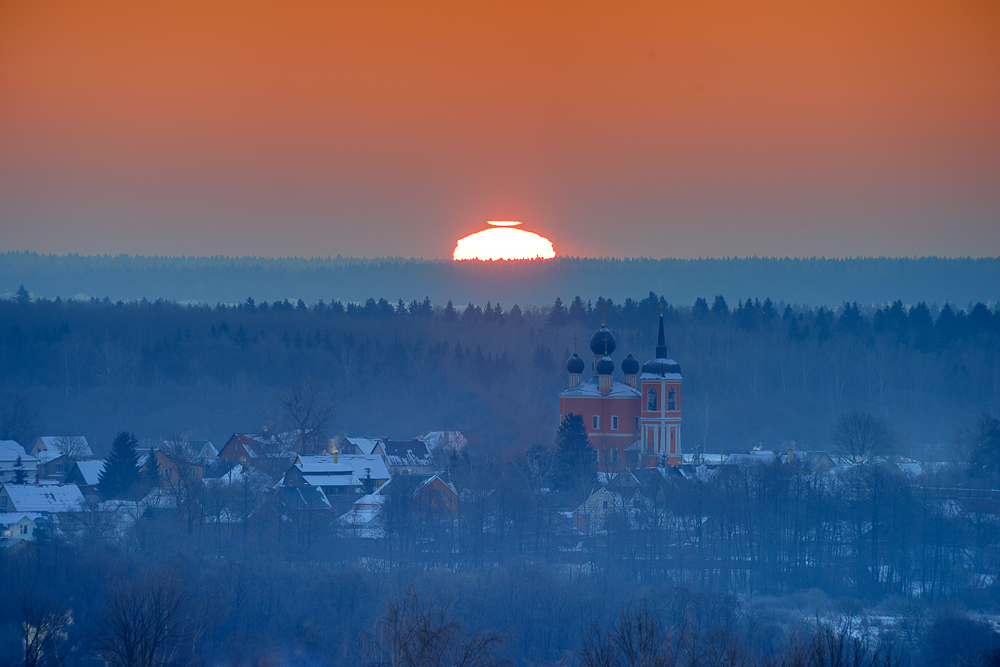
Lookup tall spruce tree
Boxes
[12,455,26,484]
[553,413,595,493]
[97,431,141,499]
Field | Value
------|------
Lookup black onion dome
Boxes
[621,353,639,375]
[596,355,615,375]
[589,326,617,356]
[566,352,585,374]
[641,359,682,376]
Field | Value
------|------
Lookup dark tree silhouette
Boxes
[16,284,30,306]
[0,392,39,449]
[93,570,192,667]
[13,455,26,484]
[553,413,595,493]
[366,589,506,667]
[831,411,896,464]
[98,432,141,499]
[966,412,1000,487]
[277,378,336,455]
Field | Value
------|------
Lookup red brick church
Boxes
[559,312,682,468]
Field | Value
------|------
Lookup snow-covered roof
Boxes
[338,492,388,537]
[303,474,357,487]
[209,463,252,486]
[343,437,384,455]
[296,456,353,474]
[560,376,640,398]
[72,460,105,486]
[384,441,433,467]
[338,454,390,481]
[194,441,218,459]
[681,453,726,465]
[724,451,778,472]
[294,454,390,488]
[2,484,84,512]
[0,441,35,464]
[0,512,43,526]
[639,359,683,381]
[34,436,93,459]
[415,474,457,496]
[420,431,468,456]
[276,485,331,510]
[36,450,64,464]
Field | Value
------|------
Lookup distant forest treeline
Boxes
[1,290,997,458]
[1,252,998,307]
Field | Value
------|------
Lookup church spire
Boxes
[655,308,667,359]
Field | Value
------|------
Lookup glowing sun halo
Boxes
[453,220,556,261]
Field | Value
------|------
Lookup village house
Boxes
[64,459,105,493]
[0,483,85,514]
[0,512,43,541]
[0,441,38,483]
[383,440,436,475]
[334,435,387,457]
[217,432,299,465]
[338,473,459,537]
[32,436,93,460]
[282,453,390,497]
[139,450,205,487]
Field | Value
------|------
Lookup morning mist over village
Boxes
[1,2,999,667]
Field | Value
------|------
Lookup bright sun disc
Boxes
[487,220,522,227]
[453,226,556,261]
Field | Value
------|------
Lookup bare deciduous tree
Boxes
[277,378,336,455]
[54,435,90,461]
[831,411,896,464]
[366,590,507,667]
[20,592,76,667]
[580,603,671,667]
[93,571,192,667]
[0,392,39,447]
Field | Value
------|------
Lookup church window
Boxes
[635,416,640,431]
[668,387,676,411]
[593,415,599,430]
[602,500,608,509]
[611,416,619,430]
[647,388,657,411]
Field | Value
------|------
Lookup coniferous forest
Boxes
[1,287,999,666]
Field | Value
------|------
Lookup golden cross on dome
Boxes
[659,302,664,316]
[571,334,578,351]
[600,302,607,325]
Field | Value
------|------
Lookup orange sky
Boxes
[1,0,998,258]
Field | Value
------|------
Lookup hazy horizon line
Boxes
[3,250,999,263]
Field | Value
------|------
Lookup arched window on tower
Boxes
[647,388,657,411]
[668,387,676,411]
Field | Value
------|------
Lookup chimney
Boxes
[334,451,338,464]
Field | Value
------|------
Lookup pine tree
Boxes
[12,455,26,484]
[97,432,141,499]
[553,413,595,493]
[15,285,30,306]
[146,449,161,487]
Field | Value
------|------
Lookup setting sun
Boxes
[453,221,556,261]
